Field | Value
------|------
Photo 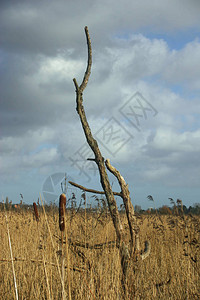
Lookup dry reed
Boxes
[2,197,19,300]
[1,207,199,299]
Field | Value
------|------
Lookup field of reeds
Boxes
[0,205,200,299]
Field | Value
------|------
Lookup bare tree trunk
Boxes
[72,26,150,295]
[73,27,123,248]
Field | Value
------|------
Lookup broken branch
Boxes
[68,181,122,197]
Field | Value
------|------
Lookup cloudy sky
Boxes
[1,0,200,209]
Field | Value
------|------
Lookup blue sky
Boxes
[0,0,200,209]
[145,28,200,50]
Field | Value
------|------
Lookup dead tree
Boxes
[71,26,150,293]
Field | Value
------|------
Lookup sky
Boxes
[0,0,200,209]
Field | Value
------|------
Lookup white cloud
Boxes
[163,39,200,90]
[148,128,200,153]
[136,126,200,187]
[1,0,200,206]
[108,35,169,79]
[143,165,172,181]
[22,147,59,167]
[38,55,85,83]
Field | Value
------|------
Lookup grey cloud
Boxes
[139,128,200,187]
[0,52,77,137]
[1,0,200,56]
[162,39,200,90]
[1,0,200,206]
[0,1,94,55]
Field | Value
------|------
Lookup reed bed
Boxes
[0,208,199,299]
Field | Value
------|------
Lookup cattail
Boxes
[59,193,66,231]
[33,202,39,222]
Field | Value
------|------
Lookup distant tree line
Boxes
[134,203,200,215]
[0,196,200,215]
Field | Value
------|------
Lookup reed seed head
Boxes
[59,193,66,231]
[33,202,39,222]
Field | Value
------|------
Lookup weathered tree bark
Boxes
[72,26,150,295]
[105,159,138,255]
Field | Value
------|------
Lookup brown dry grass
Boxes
[0,209,199,299]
